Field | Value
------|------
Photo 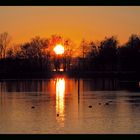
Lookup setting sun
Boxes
[53,44,64,55]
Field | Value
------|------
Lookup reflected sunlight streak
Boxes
[55,78,65,127]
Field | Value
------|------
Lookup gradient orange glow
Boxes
[0,6,140,45]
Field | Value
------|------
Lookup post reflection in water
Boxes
[55,78,65,127]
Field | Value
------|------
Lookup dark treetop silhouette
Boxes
[0,32,140,80]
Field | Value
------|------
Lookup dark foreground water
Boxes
[0,78,140,134]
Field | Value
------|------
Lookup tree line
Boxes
[0,32,140,78]
[76,35,140,73]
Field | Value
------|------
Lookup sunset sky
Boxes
[0,6,140,45]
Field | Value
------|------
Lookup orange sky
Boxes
[0,6,140,45]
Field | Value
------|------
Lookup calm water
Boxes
[0,78,140,134]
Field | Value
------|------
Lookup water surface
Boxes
[0,78,140,134]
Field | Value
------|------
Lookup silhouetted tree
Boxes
[80,39,91,59]
[19,36,48,59]
[119,34,140,72]
[78,39,91,71]
[86,41,99,70]
[98,36,118,71]
[10,36,50,73]
[63,38,75,71]
[6,48,14,58]
[0,32,11,58]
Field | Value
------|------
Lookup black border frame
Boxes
[0,0,140,6]
[0,0,140,139]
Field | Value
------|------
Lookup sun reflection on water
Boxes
[55,78,65,127]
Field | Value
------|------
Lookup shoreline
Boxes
[0,71,139,80]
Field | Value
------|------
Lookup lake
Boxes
[0,78,140,134]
